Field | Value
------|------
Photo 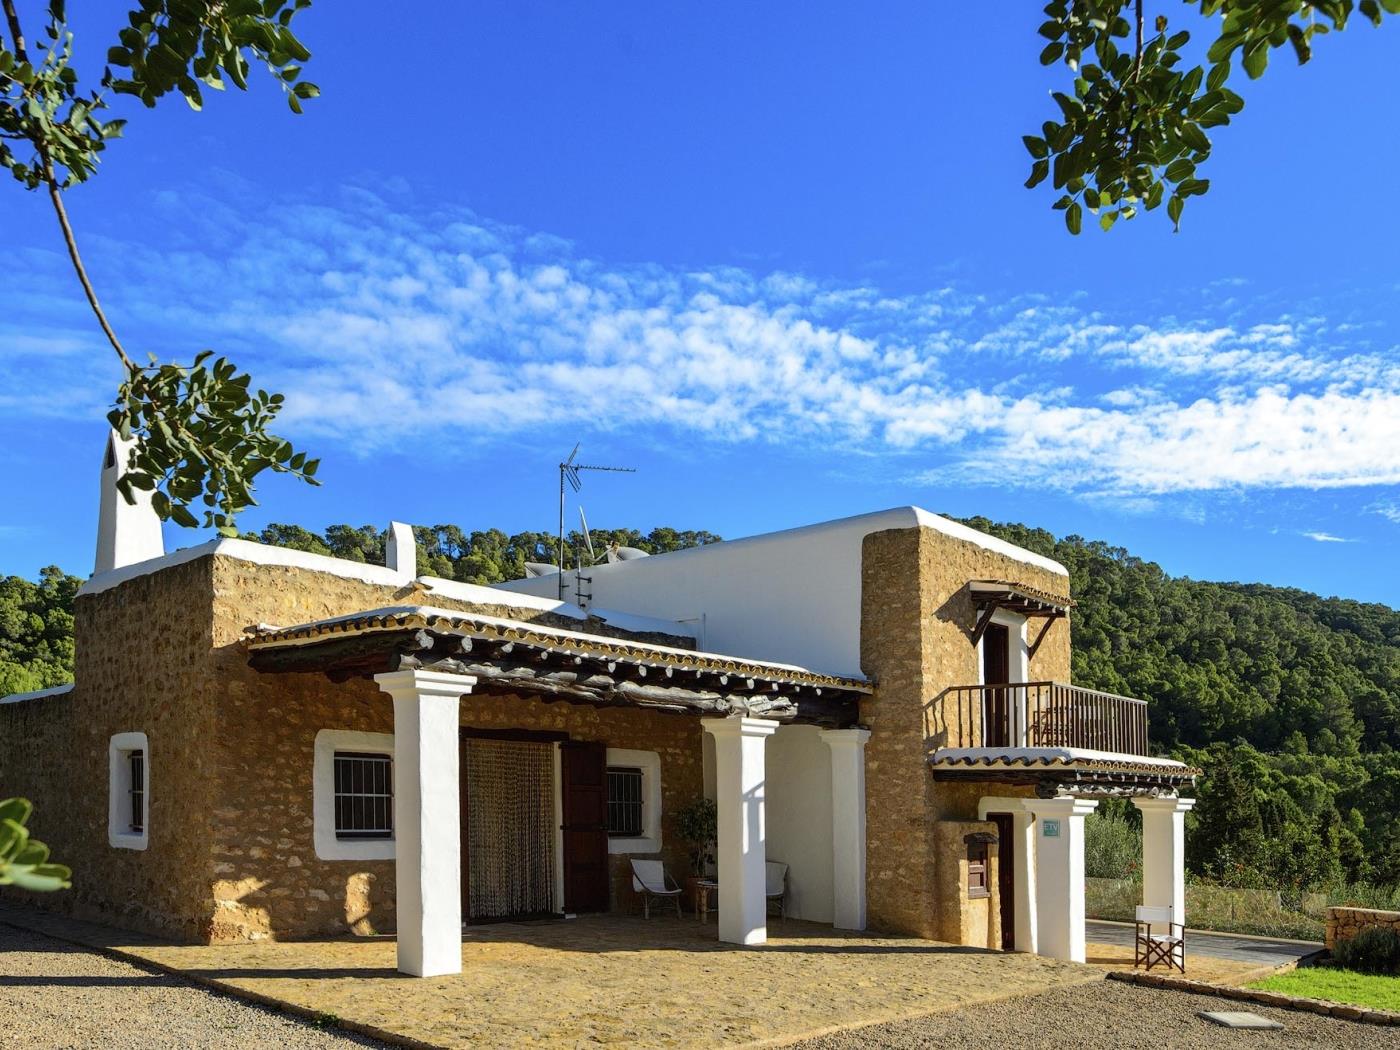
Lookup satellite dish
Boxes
[579,506,599,564]
[524,562,561,578]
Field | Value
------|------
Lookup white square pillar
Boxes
[820,728,870,930]
[1022,796,1097,962]
[1133,796,1195,928]
[1005,809,1039,954]
[374,669,475,977]
[703,715,778,945]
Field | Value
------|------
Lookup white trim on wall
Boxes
[313,729,396,861]
[604,747,662,854]
[108,731,149,850]
[552,742,566,913]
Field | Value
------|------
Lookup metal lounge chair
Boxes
[765,860,788,921]
[1134,904,1185,972]
[630,858,683,919]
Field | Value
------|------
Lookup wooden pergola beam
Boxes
[247,628,862,727]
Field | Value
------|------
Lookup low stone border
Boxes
[1107,969,1400,1026]
[0,912,442,1050]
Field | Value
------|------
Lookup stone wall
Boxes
[932,819,1001,949]
[1327,906,1400,951]
[205,556,704,940]
[860,524,1070,940]
[0,557,220,941]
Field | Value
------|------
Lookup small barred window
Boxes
[333,752,393,840]
[606,767,644,838]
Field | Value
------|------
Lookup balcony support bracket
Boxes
[970,602,1003,647]
[1027,613,1065,659]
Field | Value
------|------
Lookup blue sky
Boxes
[3,2,1400,604]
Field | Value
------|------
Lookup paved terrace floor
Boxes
[0,907,1105,1049]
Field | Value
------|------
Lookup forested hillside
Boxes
[961,517,1400,891]
[4,517,1398,891]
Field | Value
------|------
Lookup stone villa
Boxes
[0,434,1197,976]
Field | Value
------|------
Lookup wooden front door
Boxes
[560,741,610,912]
[991,812,1015,951]
[982,622,1011,747]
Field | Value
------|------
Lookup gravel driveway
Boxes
[0,924,389,1050]
[797,979,1400,1049]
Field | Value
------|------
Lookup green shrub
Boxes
[1334,925,1400,976]
[1085,803,1141,880]
[675,797,716,877]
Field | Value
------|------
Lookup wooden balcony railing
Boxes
[944,681,1150,757]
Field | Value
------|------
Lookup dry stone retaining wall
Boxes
[1327,906,1400,951]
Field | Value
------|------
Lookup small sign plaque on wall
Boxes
[1042,819,1062,838]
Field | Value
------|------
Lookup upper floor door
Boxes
[982,622,1012,747]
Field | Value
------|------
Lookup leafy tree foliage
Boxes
[2,1,319,534]
[0,797,70,892]
[239,523,724,584]
[1027,2,1398,232]
[0,566,77,696]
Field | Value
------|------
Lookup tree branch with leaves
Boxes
[1025,1,1397,233]
[1,0,321,534]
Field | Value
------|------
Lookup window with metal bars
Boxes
[333,752,393,839]
[606,766,644,838]
[128,750,144,832]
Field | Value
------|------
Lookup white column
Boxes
[703,715,778,945]
[1134,796,1195,927]
[820,728,870,931]
[1022,796,1097,962]
[1002,809,1039,954]
[374,669,475,977]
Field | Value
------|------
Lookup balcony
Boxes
[944,681,1149,758]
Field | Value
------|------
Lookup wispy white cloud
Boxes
[6,183,1400,501]
[1303,531,1354,543]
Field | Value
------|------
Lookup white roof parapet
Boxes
[76,538,698,641]
[1,683,74,705]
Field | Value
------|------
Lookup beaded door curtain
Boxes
[464,738,557,919]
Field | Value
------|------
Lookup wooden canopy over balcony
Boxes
[244,605,868,728]
[968,580,1073,654]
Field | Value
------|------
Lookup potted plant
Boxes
[676,797,717,908]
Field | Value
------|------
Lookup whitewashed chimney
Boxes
[94,430,164,575]
[386,520,417,584]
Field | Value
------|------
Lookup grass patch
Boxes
[1250,967,1400,1012]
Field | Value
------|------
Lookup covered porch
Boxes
[245,605,872,976]
[930,750,1199,965]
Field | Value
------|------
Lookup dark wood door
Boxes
[560,741,609,912]
[982,622,1011,747]
[991,813,1015,951]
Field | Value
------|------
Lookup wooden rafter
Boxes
[247,626,862,728]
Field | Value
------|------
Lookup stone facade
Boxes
[1326,906,1400,951]
[0,553,703,943]
[859,524,1070,940]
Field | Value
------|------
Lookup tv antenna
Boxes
[557,443,635,599]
